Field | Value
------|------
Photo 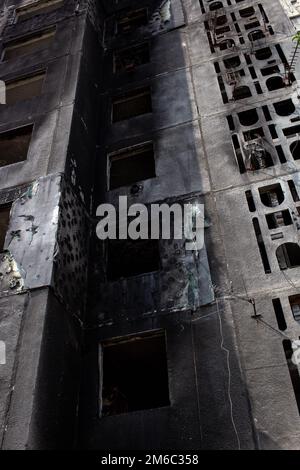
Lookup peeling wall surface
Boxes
[0,0,300,452]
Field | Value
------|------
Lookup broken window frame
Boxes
[113,42,150,74]
[115,8,148,35]
[108,142,156,191]
[0,124,34,168]
[99,329,170,417]
[111,87,152,123]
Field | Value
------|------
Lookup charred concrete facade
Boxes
[0,0,300,451]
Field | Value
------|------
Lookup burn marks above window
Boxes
[101,330,169,417]
[112,87,152,122]
[113,43,150,74]
[0,125,33,167]
[108,143,155,190]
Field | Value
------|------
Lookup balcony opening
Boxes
[0,205,11,251]
[0,125,33,167]
[282,340,300,414]
[219,39,235,50]
[107,239,160,281]
[273,99,295,117]
[216,14,227,26]
[259,184,284,207]
[290,141,300,160]
[5,71,45,105]
[113,43,150,74]
[101,330,170,417]
[16,0,63,22]
[276,243,300,270]
[289,295,300,323]
[112,87,152,122]
[266,210,292,229]
[266,76,285,91]
[238,108,258,126]
[2,27,56,61]
[272,298,287,331]
[108,142,155,190]
[255,47,272,60]
[116,8,148,35]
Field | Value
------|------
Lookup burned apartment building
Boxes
[0,0,300,451]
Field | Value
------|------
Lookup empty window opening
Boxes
[272,298,287,331]
[0,125,33,167]
[217,76,228,103]
[239,36,245,45]
[16,0,63,22]
[112,87,152,122]
[273,99,295,117]
[283,125,300,138]
[289,295,300,322]
[2,27,55,61]
[259,184,284,207]
[258,4,269,23]
[248,30,265,42]
[232,85,252,100]
[261,65,280,76]
[276,145,287,164]
[268,124,278,140]
[101,331,169,417]
[245,21,260,30]
[238,108,258,126]
[231,12,237,21]
[266,76,285,91]
[262,105,272,121]
[239,6,255,17]
[116,9,148,34]
[214,62,221,73]
[266,209,292,229]
[248,66,257,79]
[224,56,241,69]
[282,340,300,414]
[107,239,160,280]
[231,134,246,173]
[290,141,300,160]
[234,22,241,34]
[209,1,223,11]
[252,218,271,273]
[199,0,206,14]
[254,81,263,94]
[5,71,45,105]
[245,190,256,212]
[288,180,300,202]
[109,143,155,190]
[0,205,11,252]
[255,47,272,60]
[276,243,300,270]
[113,43,150,73]
[275,44,288,66]
[215,25,230,35]
[226,115,235,131]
